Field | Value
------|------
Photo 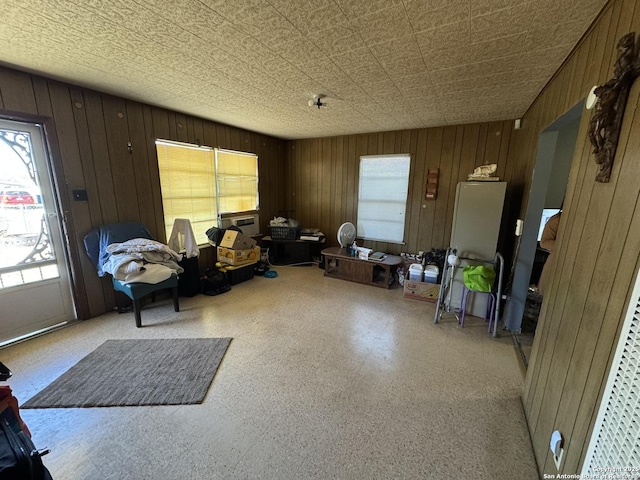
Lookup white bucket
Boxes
[408,264,424,281]
[424,265,439,283]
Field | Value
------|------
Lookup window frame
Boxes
[356,154,411,244]
[214,148,260,215]
[155,141,260,247]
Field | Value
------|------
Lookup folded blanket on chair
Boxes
[102,238,183,282]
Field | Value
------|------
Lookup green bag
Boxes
[463,265,496,292]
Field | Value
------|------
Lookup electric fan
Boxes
[337,222,356,248]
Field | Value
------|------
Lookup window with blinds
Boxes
[357,154,411,244]
[156,142,260,246]
[215,148,259,214]
[582,266,640,473]
[156,141,217,246]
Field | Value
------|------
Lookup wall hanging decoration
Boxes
[587,32,640,183]
[425,168,439,200]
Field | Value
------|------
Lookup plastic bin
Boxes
[408,264,424,281]
[225,263,255,285]
[424,265,439,283]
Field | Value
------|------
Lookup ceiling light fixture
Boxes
[308,94,326,109]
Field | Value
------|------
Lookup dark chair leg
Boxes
[134,299,142,328]
[172,287,180,312]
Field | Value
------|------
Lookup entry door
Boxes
[0,119,74,344]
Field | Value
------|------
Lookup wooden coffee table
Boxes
[321,247,402,289]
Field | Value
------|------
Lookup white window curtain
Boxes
[215,148,259,215]
[156,140,216,246]
[357,154,411,244]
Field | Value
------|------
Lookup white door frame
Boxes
[0,118,75,345]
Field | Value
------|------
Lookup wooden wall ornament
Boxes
[587,32,640,183]
[425,168,439,200]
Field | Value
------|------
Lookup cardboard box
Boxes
[219,230,257,250]
[217,245,261,266]
[403,280,440,303]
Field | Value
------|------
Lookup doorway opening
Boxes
[504,101,583,367]
[0,118,74,345]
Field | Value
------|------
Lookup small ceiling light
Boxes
[308,94,326,109]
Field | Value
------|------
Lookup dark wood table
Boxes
[321,247,402,289]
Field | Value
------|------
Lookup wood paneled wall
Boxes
[285,122,516,256]
[0,66,287,320]
[3,2,639,472]
[513,0,640,475]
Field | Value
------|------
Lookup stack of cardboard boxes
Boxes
[216,230,259,285]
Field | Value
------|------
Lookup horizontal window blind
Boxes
[215,149,259,214]
[357,154,411,244]
[156,141,216,246]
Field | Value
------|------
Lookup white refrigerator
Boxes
[449,181,506,317]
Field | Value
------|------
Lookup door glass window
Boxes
[0,128,57,289]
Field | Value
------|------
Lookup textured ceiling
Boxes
[0,0,606,140]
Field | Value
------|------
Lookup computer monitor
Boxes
[537,208,561,241]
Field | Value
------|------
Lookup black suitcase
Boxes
[0,406,52,480]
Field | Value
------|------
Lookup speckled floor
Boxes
[2,266,539,479]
